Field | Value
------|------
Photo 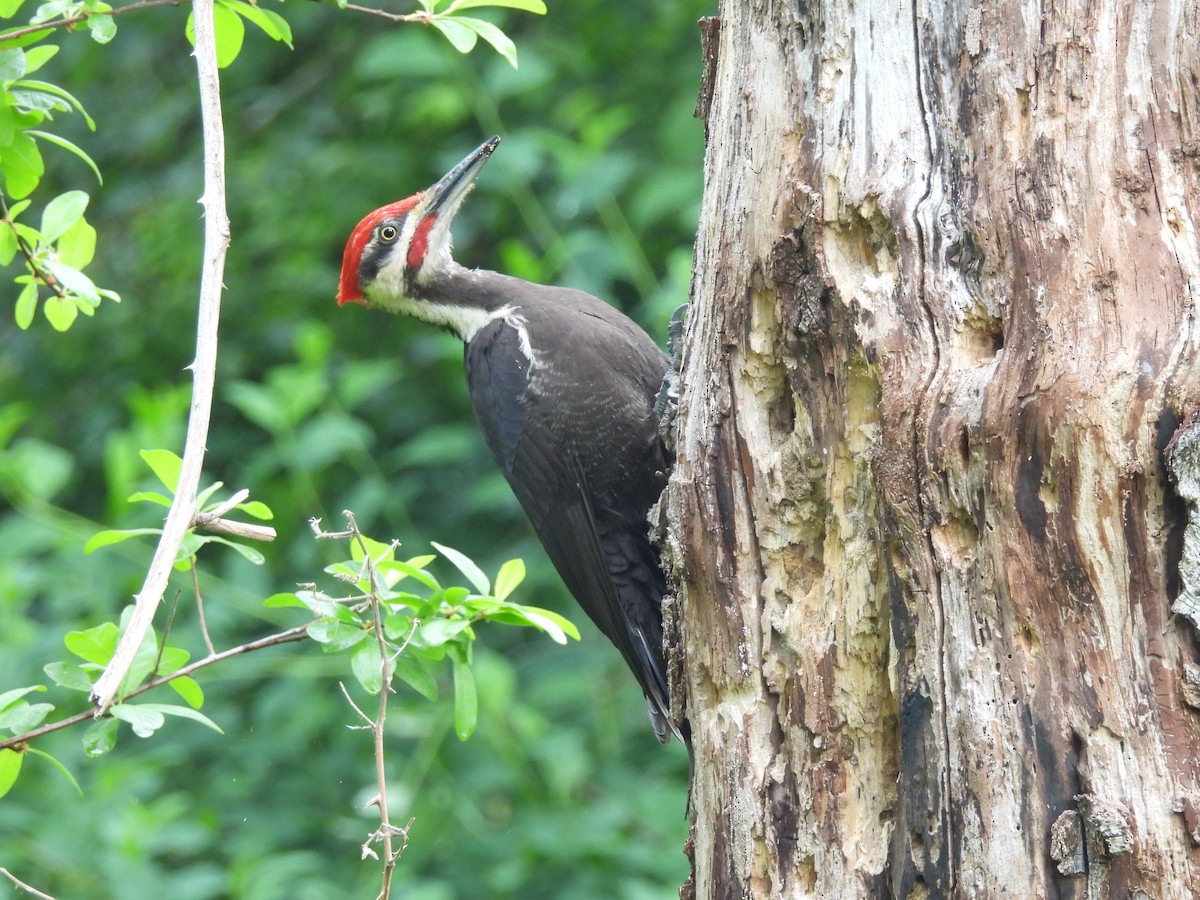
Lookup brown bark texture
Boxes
[666,0,1200,896]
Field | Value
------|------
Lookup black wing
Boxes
[464,317,675,741]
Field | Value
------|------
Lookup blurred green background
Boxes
[0,2,706,897]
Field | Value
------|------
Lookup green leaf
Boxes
[208,536,266,566]
[0,28,53,50]
[256,7,292,46]
[113,695,220,736]
[3,129,44,198]
[188,4,246,68]
[0,684,44,713]
[14,281,37,329]
[376,558,440,591]
[64,622,117,666]
[307,618,367,651]
[156,646,190,675]
[0,104,14,146]
[431,17,477,54]
[42,293,77,331]
[88,13,115,42]
[21,44,57,74]
[222,0,292,47]
[493,558,525,601]
[127,490,172,507]
[431,541,489,594]
[167,676,204,709]
[393,653,437,701]
[416,617,471,647]
[28,130,100,182]
[351,640,383,695]
[44,259,98,304]
[0,748,22,798]
[0,47,25,83]
[0,219,16,265]
[43,660,93,691]
[82,717,117,757]
[10,87,70,114]
[194,479,224,509]
[152,703,223,733]
[0,0,28,18]
[235,499,273,520]
[39,189,87,242]
[110,703,164,738]
[84,527,161,554]
[516,605,578,643]
[212,2,244,67]
[262,591,307,609]
[175,531,208,568]
[452,659,477,740]
[19,80,95,129]
[453,16,517,67]
[0,700,53,733]
[28,0,75,24]
[446,0,544,12]
[25,746,81,794]
[349,533,395,565]
[55,215,95,268]
[140,448,182,492]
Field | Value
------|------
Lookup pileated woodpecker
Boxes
[337,136,680,743]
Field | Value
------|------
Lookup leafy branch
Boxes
[0,0,183,43]
[319,512,415,900]
[0,623,310,755]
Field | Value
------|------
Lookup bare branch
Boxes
[91,0,230,712]
[192,514,277,542]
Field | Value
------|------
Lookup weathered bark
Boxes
[668,0,1200,895]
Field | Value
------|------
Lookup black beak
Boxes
[424,135,501,217]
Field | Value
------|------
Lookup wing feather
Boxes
[465,318,675,739]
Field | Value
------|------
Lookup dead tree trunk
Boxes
[667,0,1200,895]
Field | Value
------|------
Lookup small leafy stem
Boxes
[0,624,309,752]
[0,191,66,300]
[315,512,415,900]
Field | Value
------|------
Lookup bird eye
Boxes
[379,225,399,243]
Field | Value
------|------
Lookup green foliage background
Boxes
[0,1,707,896]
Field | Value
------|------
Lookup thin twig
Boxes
[0,867,57,899]
[189,562,216,655]
[91,0,230,712]
[339,3,429,24]
[338,681,373,727]
[0,624,310,752]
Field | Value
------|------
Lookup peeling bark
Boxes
[669,0,1200,895]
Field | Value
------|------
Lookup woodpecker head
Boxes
[337,135,500,310]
